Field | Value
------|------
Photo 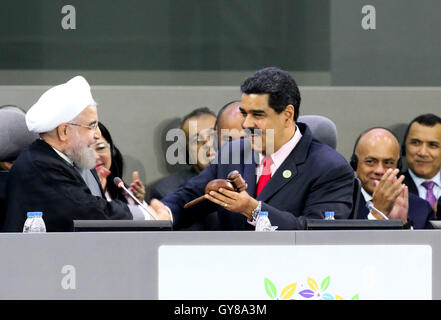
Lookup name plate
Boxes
[159,245,432,300]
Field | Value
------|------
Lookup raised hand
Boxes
[129,171,146,203]
[388,185,409,223]
[372,168,405,217]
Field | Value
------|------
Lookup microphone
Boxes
[365,201,389,220]
[113,177,158,220]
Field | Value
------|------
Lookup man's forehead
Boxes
[357,133,399,156]
[240,93,270,106]
[408,122,441,140]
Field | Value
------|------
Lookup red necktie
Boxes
[256,156,273,196]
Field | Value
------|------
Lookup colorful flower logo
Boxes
[264,276,359,300]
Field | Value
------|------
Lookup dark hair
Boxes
[401,113,441,156]
[214,100,241,130]
[350,127,402,171]
[240,67,301,121]
[98,122,126,202]
[180,107,216,129]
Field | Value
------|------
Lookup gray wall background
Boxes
[1,85,440,185]
[1,0,441,185]
[331,0,441,86]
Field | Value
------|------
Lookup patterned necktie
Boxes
[422,181,437,208]
[256,156,273,197]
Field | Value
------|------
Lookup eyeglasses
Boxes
[68,121,99,131]
[93,142,110,153]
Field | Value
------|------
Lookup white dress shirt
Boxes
[360,187,377,220]
[256,125,302,181]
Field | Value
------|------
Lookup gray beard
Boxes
[66,144,96,170]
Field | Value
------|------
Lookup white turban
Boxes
[26,76,97,133]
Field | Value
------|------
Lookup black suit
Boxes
[2,139,132,232]
[356,190,434,229]
[148,167,219,230]
[402,170,419,196]
[147,167,198,201]
[162,123,354,230]
[0,171,7,230]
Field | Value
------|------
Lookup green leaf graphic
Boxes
[320,276,331,291]
[264,278,277,299]
[351,294,359,300]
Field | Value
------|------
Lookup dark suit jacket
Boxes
[0,171,7,230]
[162,123,354,230]
[147,167,198,201]
[356,190,434,229]
[402,170,419,196]
[148,167,220,230]
[2,139,132,232]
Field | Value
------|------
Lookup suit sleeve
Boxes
[161,164,218,227]
[261,162,354,230]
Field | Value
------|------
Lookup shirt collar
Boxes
[408,168,441,187]
[258,125,303,169]
[360,187,373,202]
[51,146,74,166]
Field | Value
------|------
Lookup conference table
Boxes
[0,230,439,300]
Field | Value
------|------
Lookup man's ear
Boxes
[57,123,70,142]
[284,105,295,126]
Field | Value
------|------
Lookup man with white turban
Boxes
[2,76,171,232]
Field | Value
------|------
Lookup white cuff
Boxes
[367,210,377,220]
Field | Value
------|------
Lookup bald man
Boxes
[215,100,246,148]
[351,127,434,229]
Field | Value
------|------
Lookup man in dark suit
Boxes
[148,107,216,201]
[150,67,354,230]
[3,76,171,232]
[401,114,441,216]
[351,127,434,229]
[147,107,217,230]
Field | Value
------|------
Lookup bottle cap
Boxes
[258,211,268,216]
[27,211,43,217]
[324,211,335,216]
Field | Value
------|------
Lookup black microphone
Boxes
[365,201,389,220]
[113,177,158,220]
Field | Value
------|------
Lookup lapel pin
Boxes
[282,170,292,179]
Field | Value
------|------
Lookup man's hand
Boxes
[148,199,173,221]
[388,185,409,223]
[129,171,146,203]
[204,187,259,220]
[372,168,405,217]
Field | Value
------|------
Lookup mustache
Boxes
[245,128,263,136]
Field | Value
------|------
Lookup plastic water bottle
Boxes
[29,212,46,233]
[324,211,335,220]
[23,212,36,233]
[255,211,273,232]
